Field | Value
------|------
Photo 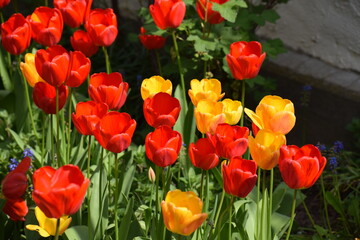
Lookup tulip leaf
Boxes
[325,191,344,215]
[118,197,134,239]
[212,0,247,23]
[0,48,12,91]
[271,212,290,239]
[64,226,89,240]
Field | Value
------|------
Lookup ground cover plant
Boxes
[0,0,359,239]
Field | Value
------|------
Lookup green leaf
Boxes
[212,0,247,23]
[0,47,12,91]
[64,226,89,240]
[262,39,286,58]
[119,197,135,239]
[261,9,280,23]
[325,191,344,215]
[271,212,290,238]
[187,35,217,52]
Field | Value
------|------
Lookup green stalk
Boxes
[50,114,54,165]
[87,135,92,238]
[256,167,261,240]
[320,175,332,231]
[213,189,226,230]
[67,88,73,163]
[228,196,234,240]
[301,193,323,239]
[146,182,155,236]
[114,153,119,240]
[102,46,111,74]
[155,50,163,76]
[55,87,61,167]
[200,170,205,200]
[54,218,60,240]
[285,190,297,240]
[268,168,274,239]
[240,80,246,126]
[171,30,187,111]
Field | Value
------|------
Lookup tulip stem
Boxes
[268,168,274,239]
[200,170,205,200]
[320,175,332,231]
[171,30,187,112]
[155,50,163,76]
[228,196,234,240]
[54,218,60,240]
[240,80,246,126]
[18,55,38,140]
[114,153,119,240]
[300,192,323,239]
[67,88,73,163]
[285,189,297,240]
[213,189,225,231]
[102,46,111,74]
[256,166,261,240]
[55,86,61,167]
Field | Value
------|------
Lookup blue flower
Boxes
[329,156,338,170]
[316,143,326,152]
[8,158,19,172]
[333,141,344,153]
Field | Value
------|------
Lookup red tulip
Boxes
[222,157,257,198]
[85,8,118,47]
[65,51,91,88]
[145,125,182,167]
[27,7,63,47]
[279,144,327,189]
[196,0,229,24]
[33,82,69,114]
[0,0,10,8]
[93,111,137,153]
[72,101,108,135]
[88,72,129,110]
[35,45,70,87]
[3,199,28,221]
[143,92,181,128]
[189,138,219,170]
[226,41,266,80]
[1,13,31,55]
[54,0,92,28]
[210,123,249,159]
[138,27,166,50]
[70,30,99,57]
[32,164,90,219]
[149,0,186,30]
[1,157,31,200]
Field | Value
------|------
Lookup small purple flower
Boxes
[22,148,34,159]
[8,158,19,172]
[316,143,326,152]
[329,156,338,170]
[333,141,344,153]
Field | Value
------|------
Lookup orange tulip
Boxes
[194,99,225,134]
[20,53,45,87]
[161,189,208,236]
[188,78,224,106]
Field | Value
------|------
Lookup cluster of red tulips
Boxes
[0,0,328,239]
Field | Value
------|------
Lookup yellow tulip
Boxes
[222,98,242,125]
[26,207,72,237]
[188,78,225,106]
[194,99,226,134]
[244,95,296,134]
[248,129,286,170]
[161,189,208,236]
[20,53,45,87]
[140,75,172,100]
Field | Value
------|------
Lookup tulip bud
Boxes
[148,167,156,183]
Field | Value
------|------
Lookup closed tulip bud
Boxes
[85,8,118,47]
[222,157,257,198]
[88,72,129,110]
[194,99,226,134]
[138,27,166,50]
[148,167,156,183]
[189,138,219,170]
[248,129,286,170]
[65,51,91,88]
[27,7,63,47]
[279,144,327,189]
[161,189,208,236]
[196,0,229,24]
[20,53,45,87]
[141,75,172,100]
[94,111,137,153]
[32,164,90,219]
[145,126,182,167]
[33,82,69,114]
[244,95,296,135]
[54,0,92,28]
[70,30,99,57]
[211,123,249,159]
[26,207,72,237]
[226,41,266,80]
[1,13,32,55]
[3,199,28,221]
[143,92,181,128]
[72,101,108,136]
[188,78,224,106]
[1,157,31,200]
[221,98,242,125]
[149,0,186,30]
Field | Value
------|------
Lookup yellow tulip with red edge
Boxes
[194,99,226,134]
[244,95,296,134]
[26,207,71,237]
[161,189,208,236]
[188,78,224,106]
[248,129,286,170]
[140,75,172,100]
[20,53,45,87]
